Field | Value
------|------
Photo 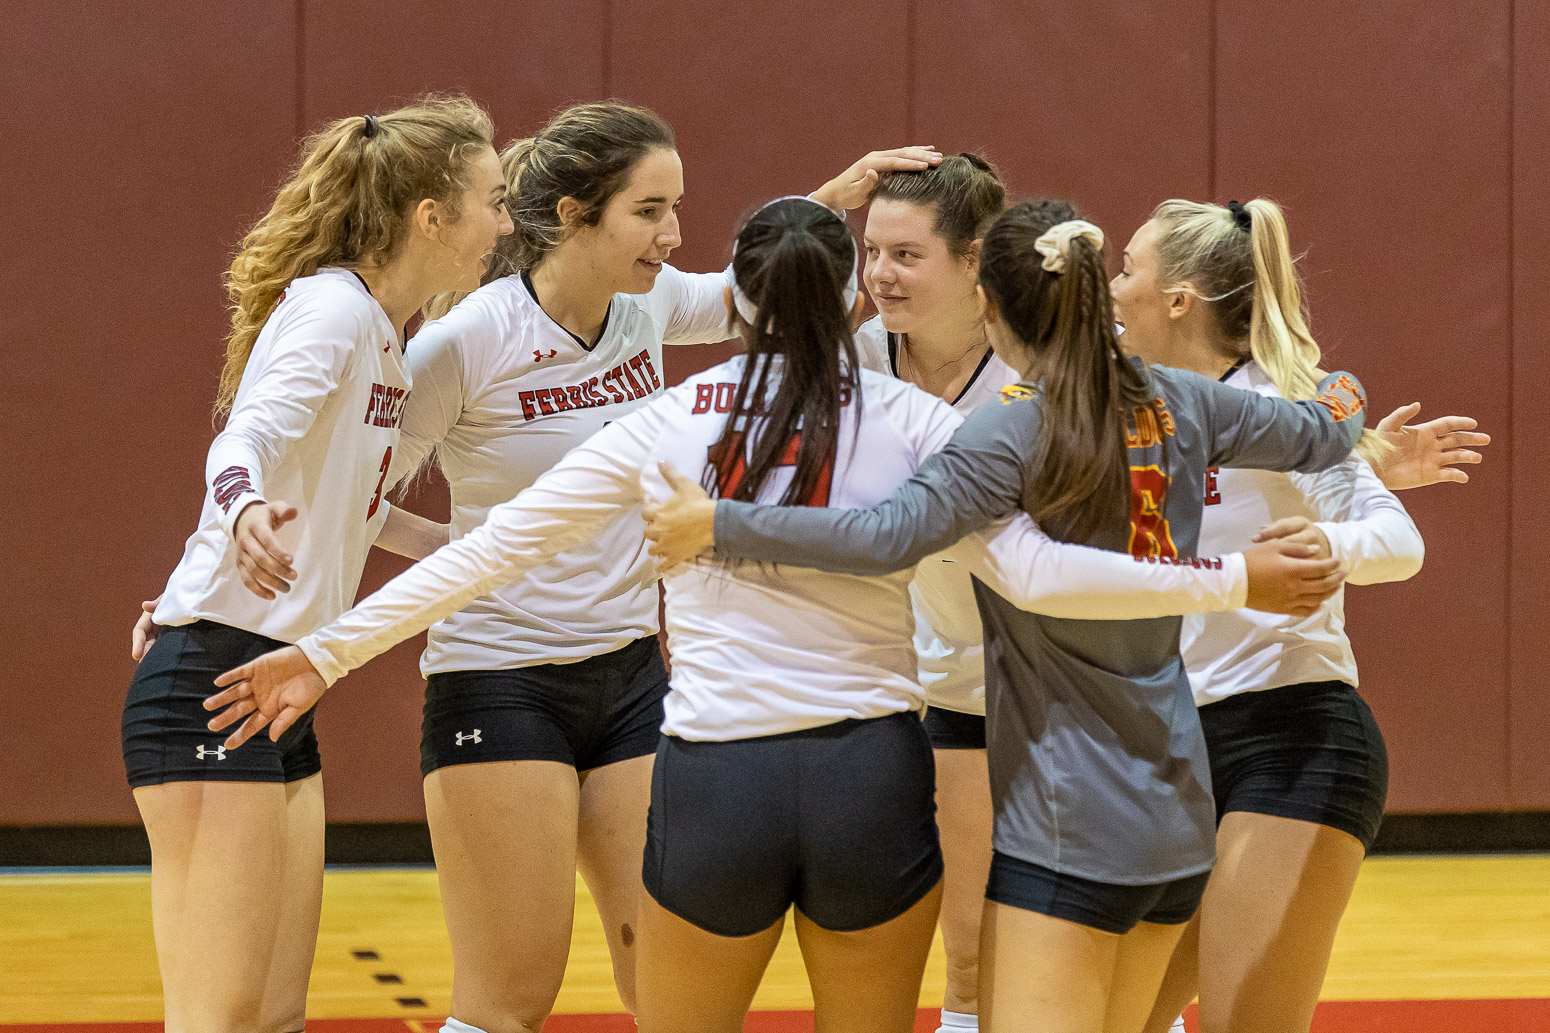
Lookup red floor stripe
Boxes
[5,1000,1550,1031]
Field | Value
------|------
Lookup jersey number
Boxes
[707,431,833,507]
[1128,465,1178,559]
[367,446,392,520]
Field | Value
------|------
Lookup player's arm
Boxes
[1185,367,1367,473]
[202,400,673,748]
[206,303,358,599]
[954,513,1344,620]
[374,507,451,560]
[1285,458,1424,587]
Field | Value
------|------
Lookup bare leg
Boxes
[634,891,785,1033]
[257,773,326,1032]
[797,881,943,1033]
[979,900,1116,1033]
[934,748,994,1018]
[1105,921,1187,1033]
[576,753,655,1014]
[1194,812,1365,1033]
[1140,913,1200,1033]
[424,760,581,1033]
[134,780,293,1033]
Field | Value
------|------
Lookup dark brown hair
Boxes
[872,152,1006,257]
[705,199,860,508]
[978,200,1157,543]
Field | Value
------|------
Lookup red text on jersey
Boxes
[516,348,662,422]
[1128,464,1179,559]
[1204,466,1221,506]
[364,383,409,428]
[213,466,254,513]
[707,430,834,507]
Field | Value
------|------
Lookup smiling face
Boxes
[434,146,513,293]
[863,198,980,336]
[566,147,685,295]
[1109,218,1174,364]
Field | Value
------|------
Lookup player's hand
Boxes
[233,500,300,599]
[130,598,160,661]
[1252,516,1332,561]
[1242,537,1346,617]
[809,147,944,212]
[643,462,717,573]
[1369,403,1490,489]
[205,645,327,749]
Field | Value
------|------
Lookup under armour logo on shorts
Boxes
[196,745,227,761]
[455,730,482,746]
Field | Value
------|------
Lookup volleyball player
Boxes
[640,200,1380,1033]
[212,99,946,1033]
[201,196,1347,1033]
[120,98,510,1033]
[851,152,1015,1033]
[1108,199,1481,1033]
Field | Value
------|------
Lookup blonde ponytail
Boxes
[1151,197,1387,462]
[218,95,495,419]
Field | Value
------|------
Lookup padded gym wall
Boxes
[0,1,1530,823]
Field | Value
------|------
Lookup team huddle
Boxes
[123,96,1488,1033]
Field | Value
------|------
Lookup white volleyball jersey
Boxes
[299,356,1247,740]
[1183,362,1425,706]
[156,268,409,643]
[390,264,730,673]
[854,316,1020,715]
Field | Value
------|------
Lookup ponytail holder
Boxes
[362,114,379,138]
[1033,219,1104,274]
[726,195,859,331]
[1227,200,1252,232]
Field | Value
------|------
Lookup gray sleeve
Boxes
[1178,367,1368,473]
[713,401,1031,575]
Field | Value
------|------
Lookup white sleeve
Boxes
[1303,458,1425,586]
[295,399,668,684]
[647,263,735,345]
[947,513,1249,619]
[205,298,358,538]
[389,319,467,489]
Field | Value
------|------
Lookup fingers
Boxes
[203,681,252,710]
[658,461,702,494]
[1438,448,1484,467]
[269,706,302,743]
[1417,416,1479,435]
[224,709,273,751]
[1436,432,1490,450]
[1434,468,1470,484]
[206,698,256,732]
[1254,516,1312,543]
[1376,402,1422,433]
[246,521,297,584]
[214,662,253,688]
[867,146,942,169]
[272,503,300,527]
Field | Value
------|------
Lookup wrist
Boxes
[223,496,268,540]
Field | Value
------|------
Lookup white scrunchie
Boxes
[727,195,859,330]
[1033,219,1104,274]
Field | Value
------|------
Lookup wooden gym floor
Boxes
[2,854,1548,1031]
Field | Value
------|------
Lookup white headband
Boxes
[1033,219,1104,274]
[726,195,859,331]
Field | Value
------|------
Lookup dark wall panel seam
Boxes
[1506,0,1517,804]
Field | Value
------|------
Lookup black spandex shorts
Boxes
[642,711,942,937]
[420,635,668,776]
[1200,680,1388,851]
[986,851,1211,935]
[123,620,321,789]
[922,706,986,750]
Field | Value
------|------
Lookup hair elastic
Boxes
[726,196,859,330]
[1227,199,1252,232]
[1033,219,1104,274]
[362,114,379,138]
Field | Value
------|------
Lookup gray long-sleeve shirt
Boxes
[713,362,1367,883]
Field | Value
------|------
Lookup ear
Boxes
[556,195,585,232]
[963,239,983,274]
[722,284,736,324]
[410,197,441,241]
[848,290,866,330]
[1167,284,1194,322]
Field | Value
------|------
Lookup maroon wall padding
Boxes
[1216,3,1513,811]
[1,1,1532,823]
[1,3,299,823]
[1510,4,1550,809]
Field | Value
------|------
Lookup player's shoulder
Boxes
[277,267,378,328]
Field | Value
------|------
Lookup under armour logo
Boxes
[455,730,482,746]
[534,349,557,362]
[196,745,227,761]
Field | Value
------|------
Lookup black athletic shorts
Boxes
[420,635,668,776]
[643,711,942,937]
[922,706,986,750]
[986,851,1211,935]
[123,620,321,789]
[1200,679,1388,851]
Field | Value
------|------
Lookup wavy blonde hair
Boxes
[217,94,495,418]
[1150,198,1387,461]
